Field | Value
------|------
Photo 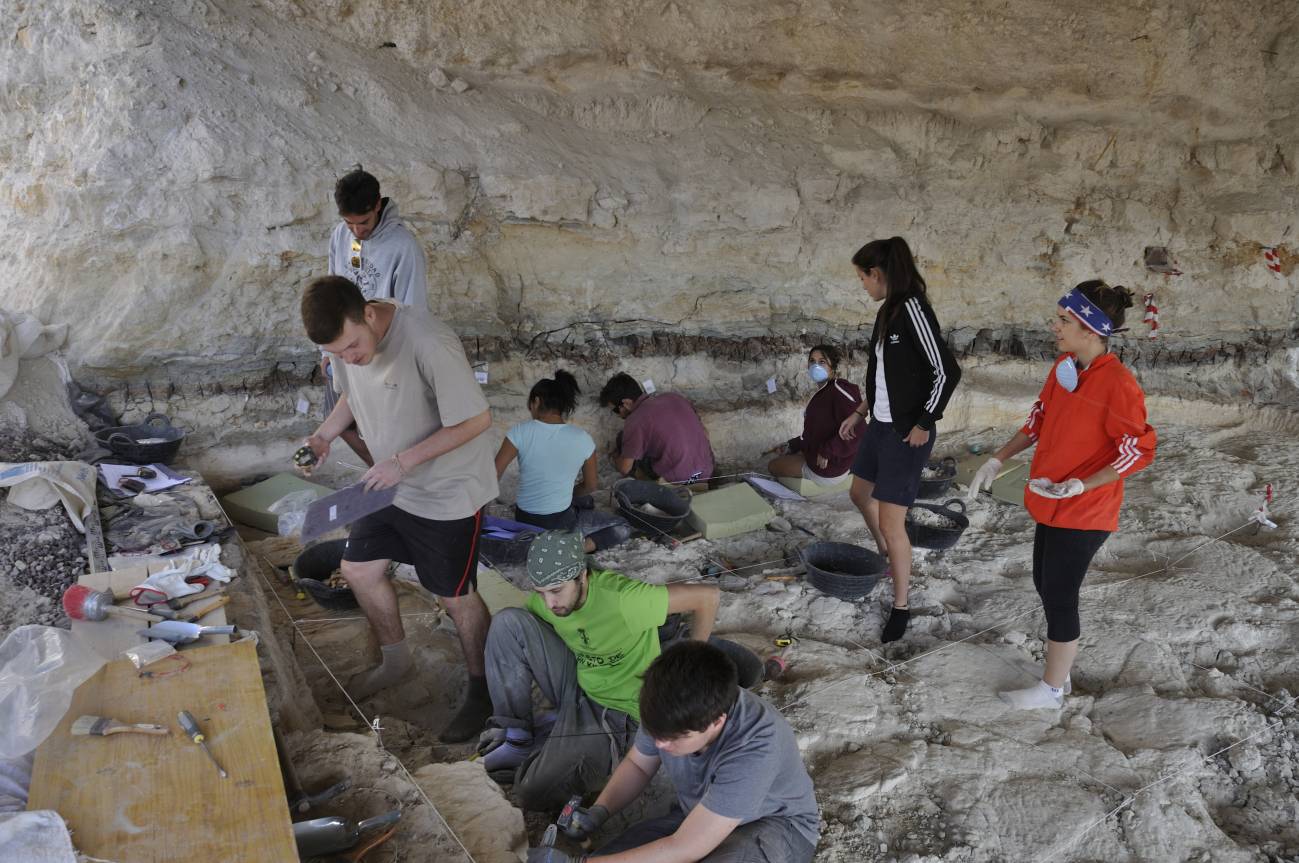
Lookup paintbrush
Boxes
[71,715,170,738]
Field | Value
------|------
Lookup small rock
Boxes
[450,77,471,93]
[427,67,450,88]
[1003,630,1027,646]
[381,757,399,774]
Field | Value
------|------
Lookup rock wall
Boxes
[1,0,1297,392]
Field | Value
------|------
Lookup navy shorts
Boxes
[850,420,935,506]
[343,506,482,597]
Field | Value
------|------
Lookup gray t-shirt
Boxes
[634,688,820,847]
[332,303,498,520]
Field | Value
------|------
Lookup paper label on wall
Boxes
[766,376,778,394]
[641,379,656,393]
[474,363,489,385]
[295,397,309,415]
[328,505,338,522]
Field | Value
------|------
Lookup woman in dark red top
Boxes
[768,345,863,484]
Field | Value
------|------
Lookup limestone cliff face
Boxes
[1,0,1296,384]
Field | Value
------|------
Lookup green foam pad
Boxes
[476,566,527,614]
[953,453,1022,488]
[220,472,333,533]
[988,461,1031,505]
[686,483,776,540]
[777,474,852,497]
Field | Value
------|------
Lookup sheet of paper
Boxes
[98,462,193,494]
[744,474,805,501]
[766,376,778,394]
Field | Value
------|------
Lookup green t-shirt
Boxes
[527,569,669,720]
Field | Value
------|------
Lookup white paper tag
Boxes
[766,376,777,394]
[475,370,488,384]
[641,379,656,394]
[328,505,338,522]
[295,397,309,415]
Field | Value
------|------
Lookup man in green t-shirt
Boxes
[480,530,719,811]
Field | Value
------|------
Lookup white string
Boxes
[226,522,480,863]
[1038,694,1299,862]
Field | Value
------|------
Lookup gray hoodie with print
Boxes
[326,198,428,308]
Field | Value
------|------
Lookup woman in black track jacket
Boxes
[838,237,962,643]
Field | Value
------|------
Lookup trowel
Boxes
[293,810,402,857]
[137,620,238,644]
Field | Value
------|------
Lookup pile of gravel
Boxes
[0,428,91,631]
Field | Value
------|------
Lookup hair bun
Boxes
[1106,284,1135,310]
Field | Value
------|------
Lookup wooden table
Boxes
[28,638,297,861]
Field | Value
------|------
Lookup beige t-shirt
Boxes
[332,303,498,520]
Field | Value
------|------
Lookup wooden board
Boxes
[28,638,295,861]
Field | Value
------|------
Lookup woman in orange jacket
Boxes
[967,281,1156,709]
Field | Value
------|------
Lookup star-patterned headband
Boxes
[1059,288,1114,337]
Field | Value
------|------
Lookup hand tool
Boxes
[71,715,170,738]
[292,810,401,857]
[177,710,227,778]
[292,445,318,468]
[138,620,238,644]
[62,584,166,623]
[181,594,231,622]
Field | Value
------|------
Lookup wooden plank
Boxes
[28,639,295,862]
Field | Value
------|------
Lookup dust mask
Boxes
[808,364,830,383]
[1055,357,1079,392]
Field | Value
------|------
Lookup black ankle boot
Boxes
[439,676,492,743]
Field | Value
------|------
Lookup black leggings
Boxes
[1032,523,1110,642]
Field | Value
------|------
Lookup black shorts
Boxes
[850,419,935,506]
[514,505,579,531]
[343,506,482,598]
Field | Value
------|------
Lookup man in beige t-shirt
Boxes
[299,275,497,743]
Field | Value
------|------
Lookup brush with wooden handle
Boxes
[71,715,170,738]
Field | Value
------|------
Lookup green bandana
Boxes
[526,530,587,587]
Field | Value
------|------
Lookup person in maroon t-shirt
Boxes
[599,373,715,483]
[767,344,862,485]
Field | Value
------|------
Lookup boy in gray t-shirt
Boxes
[526,641,819,863]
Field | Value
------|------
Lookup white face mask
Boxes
[808,363,830,383]
[1055,356,1079,392]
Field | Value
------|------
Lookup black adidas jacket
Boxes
[864,295,962,434]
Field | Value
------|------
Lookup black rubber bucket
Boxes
[291,539,358,610]
[799,541,886,600]
[613,479,692,535]
[904,498,969,550]
[916,456,958,500]
[710,637,765,690]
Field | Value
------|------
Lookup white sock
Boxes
[999,680,1064,710]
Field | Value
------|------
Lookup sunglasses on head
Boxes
[350,238,362,269]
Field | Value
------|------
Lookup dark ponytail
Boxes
[529,369,581,417]
[851,236,928,331]
[1074,280,1135,333]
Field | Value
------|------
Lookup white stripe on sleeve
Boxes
[905,298,946,413]
[1112,434,1141,474]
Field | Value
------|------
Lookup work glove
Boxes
[561,803,609,841]
[965,457,1002,501]
[526,848,583,863]
[1027,477,1085,499]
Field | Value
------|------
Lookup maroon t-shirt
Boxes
[620,393,715,482]
[787,379,862,477]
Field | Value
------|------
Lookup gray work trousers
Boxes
[483,608,637,811]
[593,807,817,862]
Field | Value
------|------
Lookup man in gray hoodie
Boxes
[321,168,429,465]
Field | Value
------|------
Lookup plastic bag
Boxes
[268,489,319,537]
[0,626,105,759]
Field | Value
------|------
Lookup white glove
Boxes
[1027,477,1085,499]
[966,457,1002,501]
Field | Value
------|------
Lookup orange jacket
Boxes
[1021,352,1156,531]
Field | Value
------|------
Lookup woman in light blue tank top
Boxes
[496,370,634,551]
